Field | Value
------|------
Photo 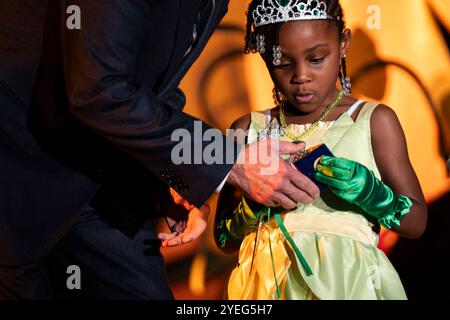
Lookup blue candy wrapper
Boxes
[291,144,334,190]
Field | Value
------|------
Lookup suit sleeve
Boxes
[60,0,238,207]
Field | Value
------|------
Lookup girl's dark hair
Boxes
[245,0,346,54]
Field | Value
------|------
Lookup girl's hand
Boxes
[314,156,374,204]
[313,156,412,230]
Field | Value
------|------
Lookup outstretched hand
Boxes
[158,189,209,247]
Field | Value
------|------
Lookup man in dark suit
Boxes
[0,0,319,299]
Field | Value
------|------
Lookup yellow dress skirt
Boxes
[226,212,407,300]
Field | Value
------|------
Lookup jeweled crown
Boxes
[253,0,338,28]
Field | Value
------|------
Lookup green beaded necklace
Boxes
[279,89,345,142]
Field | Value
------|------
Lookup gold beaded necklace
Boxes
[279,89,345,142]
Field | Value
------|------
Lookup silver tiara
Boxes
[253,0,338,28]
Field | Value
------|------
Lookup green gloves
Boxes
[216,196,268,249]
[314,156,412,230]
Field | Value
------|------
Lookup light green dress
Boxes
[227,101,407,300]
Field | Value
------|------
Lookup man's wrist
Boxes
[225,144,245,189]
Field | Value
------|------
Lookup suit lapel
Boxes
[158,0,222,98]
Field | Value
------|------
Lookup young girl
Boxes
[214,0,427,300]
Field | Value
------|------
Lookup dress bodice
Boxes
[247,100,382,230]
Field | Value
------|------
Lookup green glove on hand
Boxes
[313,156,412,230]
[216,196,269,249]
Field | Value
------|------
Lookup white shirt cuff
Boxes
[215,171,231,193]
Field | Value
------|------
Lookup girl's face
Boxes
[266,20,351,115]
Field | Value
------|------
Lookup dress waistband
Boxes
[280,213,379,247]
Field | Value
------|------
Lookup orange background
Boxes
[162,0,450,299]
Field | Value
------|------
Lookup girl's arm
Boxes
[214,114,251,253]
[371,105,427,239]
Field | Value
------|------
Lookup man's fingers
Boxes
[181,224,207,244]
[289,167,320,199]
[180,209,208,243]
[157,231,178,241]
[160,205,209,247]
[163,224,204,247]
[272,193,298,209]
[282,183,316,206]
[163,235,183,247]
[180,229,199,244]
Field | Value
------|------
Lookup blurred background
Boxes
[162,0,450,300]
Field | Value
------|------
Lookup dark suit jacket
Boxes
[0,0,235,265]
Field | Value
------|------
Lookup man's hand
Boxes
[157,189,209,247]
[227,139,320,209]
